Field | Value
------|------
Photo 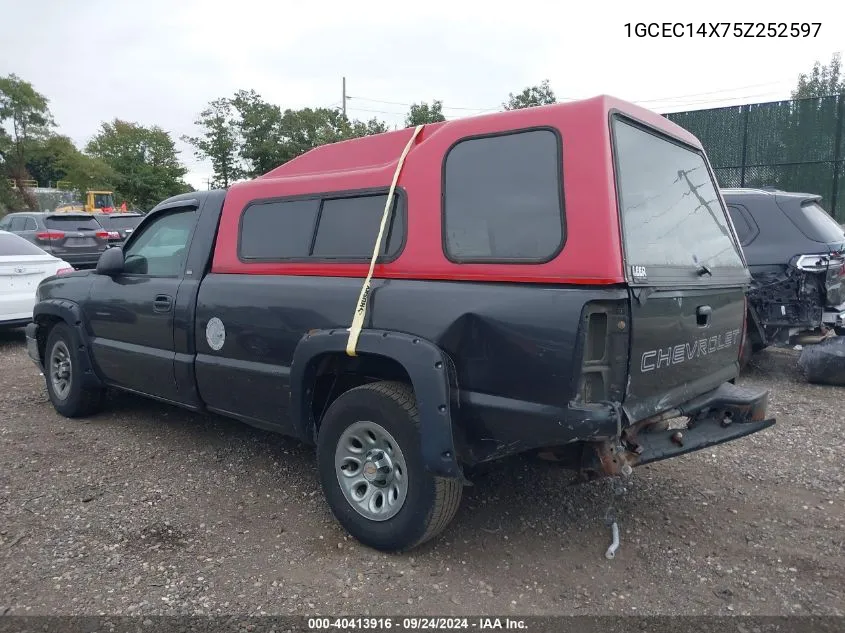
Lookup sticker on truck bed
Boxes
[640,328,742,372]
[631,265,648,282]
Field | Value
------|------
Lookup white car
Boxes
[0,229,74,328]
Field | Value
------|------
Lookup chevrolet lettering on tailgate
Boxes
[640,328,743,373]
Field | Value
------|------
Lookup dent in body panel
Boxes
[193,274,629,462]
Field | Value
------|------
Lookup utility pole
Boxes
[342,76,347,118]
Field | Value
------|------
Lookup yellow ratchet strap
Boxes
[346,124,424,356]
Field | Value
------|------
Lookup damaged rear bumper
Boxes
[588,382,775,476]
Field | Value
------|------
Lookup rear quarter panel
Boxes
[193,274,628,459]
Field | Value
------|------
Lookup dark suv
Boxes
[0,212,111,269]
[722,188,845,351]
[92,212,144,246]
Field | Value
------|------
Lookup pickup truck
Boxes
[26,95,775,552]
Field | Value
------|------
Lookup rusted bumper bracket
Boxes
[587,382,775,476]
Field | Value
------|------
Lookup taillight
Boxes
[795,254,834,272]
[36,231,65,241]
[796,252,845,277]
[95,230,110,239]
[832,252,845,277]
[108,231,120,239]
[56,267,75,276]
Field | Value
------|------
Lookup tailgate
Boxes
[611,115,750,423]
[626,287,744,422]
[43,214,108,253]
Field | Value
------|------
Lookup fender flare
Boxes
[32,299,103,388]
[290,328,463,479]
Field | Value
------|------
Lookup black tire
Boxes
[316,381,462,552]
[44,322,104,418]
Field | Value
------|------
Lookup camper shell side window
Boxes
[441,127,566,264]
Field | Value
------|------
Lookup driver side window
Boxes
[123,209,196,276]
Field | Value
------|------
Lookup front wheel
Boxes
[44,323,104,418]
[316,381,462,552]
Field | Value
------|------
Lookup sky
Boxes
[1,0,842,190]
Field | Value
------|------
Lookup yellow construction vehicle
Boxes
[54,184,116,213]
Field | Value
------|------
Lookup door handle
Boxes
[696,305,712,327]
[153,294,173,313]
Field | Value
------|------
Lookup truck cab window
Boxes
[123,209,195,276]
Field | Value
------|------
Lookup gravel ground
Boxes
[0,329,842,617]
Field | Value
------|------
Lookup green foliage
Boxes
[25,134,78,186]
[793,53,844,98]
[405,101,446,127]
[503,80,557,110]
[349,117,390,137]
[226,90,390,178]
[0,73,54,209]
[0,176,23,215]
[86,119,191,211]
[182,98,243,188]
[276,107,359,163]
[61,152,119,200]
[230,89,285,177]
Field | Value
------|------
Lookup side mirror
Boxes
[96,247,125,276]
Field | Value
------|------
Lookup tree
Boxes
[275,107,352,164]
[0,73,54,208]
[405,101,446,126]
[182,98,243,188]
[86,119,191,211]
[0,176,21,215]
[503,80,557,110]
[25,134,79,186]
[60,152,118,201]
[18,133,117,210]
[231,90,286,177]
[349,117,390,137]
[230,89,390,177]
[792,53,844,98]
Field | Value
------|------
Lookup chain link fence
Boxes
[666,95,845,221]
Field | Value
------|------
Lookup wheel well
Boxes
[34,315,63,363]
[310,353,412,429]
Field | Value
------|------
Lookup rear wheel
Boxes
[316,381,462,551]
[44,323,104,418]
